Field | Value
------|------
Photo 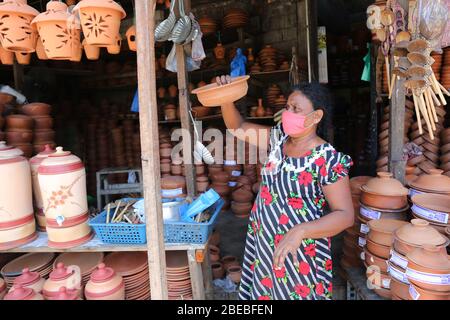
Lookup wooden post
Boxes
[135,0,168,299]
[176,0,196,199]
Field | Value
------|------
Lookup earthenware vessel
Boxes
[192,76,250,107]
[42,263,82,298]
[4,285,44,300]
[12,268,45,293]
[85,263,125,300]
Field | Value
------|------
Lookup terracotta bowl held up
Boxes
[192,76,250,107]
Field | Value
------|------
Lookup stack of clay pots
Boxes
[230,175,254,218]
[364,219,408,299]
[161,175,186,201]
[209,167,231,211]
[431,51,443,81]
[198,17,218,36]
[256,45,286,72]
[441,47,450,89]
[265,85,282,107]
[410,192,450,236]
[209,243,241,284]
[22,103,56,157]
[166,251,193,300]
[389,219,449,300]
[5,114,34,158]
[441,128,450,177]
[222,8,249,29]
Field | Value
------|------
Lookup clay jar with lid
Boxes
[31,1,81,60]
[30,145,55,231]
[161,175,186,199]
[85,263,125,300]
[11,267,45,293]
[4,285,44,300]
[410,193,450,227]
[38,147,92,249]
[47,286,80,300]
[0,141,35,250]
[409,169,450,195]
[360,172,408,209]
[0,0,39,52]
[393,219,449,256]
[43,263,82,299]
[367,219,408,247]
[73,0,126,46]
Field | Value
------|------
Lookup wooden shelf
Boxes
[1,232,207,253]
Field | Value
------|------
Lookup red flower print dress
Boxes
[239,124,352,300]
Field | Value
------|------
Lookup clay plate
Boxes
[1,253,55,277]
[104,252,148,276]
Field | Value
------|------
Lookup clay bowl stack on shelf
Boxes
[5,114,34,158]
[222,8,249,29]
[104,252,150,300]
[231,175,254,218]
[265,84,282,106]
[21,103,55,155]
[209,168,231,211]
[166,251,192,300]
[363,219,408,299]
[53,252,104,287]
[431,52,443,81]
[441,128,450,177]
[404,244,450,300]
[410,193,450,235]
[1,253,55,290]
[258,45,278,72]
[198,17,218,36]
[441,47,450,89]
[389,219,449,300]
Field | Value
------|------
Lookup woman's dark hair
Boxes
[290,82,333,141]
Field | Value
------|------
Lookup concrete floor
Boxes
[214,210,347,300]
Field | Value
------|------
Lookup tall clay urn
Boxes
[38,146,93,248]
[0,141,36,250]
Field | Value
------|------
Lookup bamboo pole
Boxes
[422,91,435,131]
[412,94,423,134]
[135,0,168,300]
[425,88,438,123]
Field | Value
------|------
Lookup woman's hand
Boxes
[273,225,306,269]
[215,75,232,86]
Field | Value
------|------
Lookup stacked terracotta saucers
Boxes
[166,251,192,300]
[0,253,55,289]
[198,17,218,36]
[265,84,281,106]
[258,45,278,72]
[431,51,443,81]
[222,8,249,29]
[104,252,150,300]
[53,252,104,287]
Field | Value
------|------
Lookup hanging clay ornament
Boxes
[35,37,48,60]
[83,39,100,60]
[31,1,81,60]
[73,0,126,46]
[106,34,121,54]
[0,0,39,53]
[126,25,136,52]
[0,44,14,65]
[15,51,30,65]
[214,43,225,60]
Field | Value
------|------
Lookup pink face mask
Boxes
[281,110,316,136]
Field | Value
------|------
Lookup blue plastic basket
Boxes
[89,198,146,244]
[163,198,224,244]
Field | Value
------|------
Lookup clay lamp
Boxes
[106,34,122,55]
[0,0,39,53]
[393,219,449,256]
[4,285,44,300]
[360,172,408,210]
[410,193,450,226]
[85,263,125,300]
[409,169,450,195]
[12,268,45,293]
[406,245,450,292]
[35,37,48,60]
[192,75,250,107]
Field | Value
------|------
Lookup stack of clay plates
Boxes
[265,84,281,106]
[222,8,249,29]
[166,251,192,300]
[258,45,278,72]
[0,253,55,289]
[104,252,150,300]
[53,252,104,287]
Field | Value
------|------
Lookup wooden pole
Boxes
[135,0,168,300]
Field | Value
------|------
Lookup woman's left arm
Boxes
[273,176,354,268]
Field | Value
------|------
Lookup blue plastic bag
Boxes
[131,89,139,112]
[230,48,247,77]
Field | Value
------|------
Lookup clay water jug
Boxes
[256,99,265,117]
[214,43,225,60]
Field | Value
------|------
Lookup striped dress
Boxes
[239,124,352,300]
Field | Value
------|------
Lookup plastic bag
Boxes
[230,48,247,77]
[166,43,202,72]
[418,0,448,53]
[130,89,139,112]
[191,30,206,61]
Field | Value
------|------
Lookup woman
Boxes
[216,76,355,300]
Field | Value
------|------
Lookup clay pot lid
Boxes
[411,193,450,213]
[0,0,39,17]
[31,1,70,25]
[166,251,188,269]
[161,175,186,189]
[90,263,115,282]
[73,0,126,18]
[39,146,83,170]
[407,245,450,272]
[0,141,24,158]
[14,268,40,286]
[409,169,450,193]
[29,145,55,164]
[104,252,148,276]
[361,172,408,196]
[49,263,74,281]
[53,252,104,276]
[368,219,408,234]
[394,219,448,247]
[52,286,79,300]
[4,285,34,300]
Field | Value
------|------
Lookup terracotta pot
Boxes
[231,201,252,217]
[106,34,121,54]
[221,256,239,271]
[214,43,225,60]
[350,176,372,195]
[73,0,126,46]
[366,238,391,259]
[168,85,178,98]
[43,263,82,298]
[0,142,35,250]
[0,44,14,65]
[22,103,51,116]
[85,263,125,300]
[207,164,223,175]
[35,36,48,60]
[171,161,183,176]
[0,0,39,53]
[160,175,186,199]
[393,219,449,256]
[209,245,220,263]
[31,1,81,60]
[38,147,92,248]
[211,262,224,279]
[12,267,45,293]
[6,114,33,130]
[32,115,53,130]
[194,163,206,176]
[211,182,231,196]
[33,129,55,142]
[390,277,410,300]
[362,172,408,196]
[365,265,391,290]
[160,158,171,174]
[164,104,177,121]
[367,219,408,247]
[83,39,100,60]
[364,248,388,273]
[360,189,408,210]
[227,266,242,283]
[4,285,44,300]
[192,75,250,107]
[15,51,31,65]
[410,193,450,225]
[232,188,253,202]
[6,129,33,143]
[408,283,450,300]
[126,25,136,51]
[209,171,230,183]
[196,176,209,193]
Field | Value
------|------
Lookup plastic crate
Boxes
[163,198,224,244]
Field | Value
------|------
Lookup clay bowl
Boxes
[209,171,230,183]
[231,187,254,203]
[360,189,408,210]
[32,116,53,130]
[192,76,250,107]
[408,283,450,300]
[390,278,410,300]
[22,103,51,116]
[231,201,252,217]
[6,130,33,144]
[366,238,391,259]
[411,193,450,216]
[367,219,409,247]
[6,115,33,130]
[364,248,388,273]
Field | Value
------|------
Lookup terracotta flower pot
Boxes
[126,25,136,51]
[0,44,14,65]
[15,52,31,65]
[31,1,81,60]
[227,266,242,283]
[106,34,121,54]
[73,0,126,46]
[0,0,39,53]
[85,263,125,300]
[83,39,100,60]
[211,262,224,279]
[22,102,51,116]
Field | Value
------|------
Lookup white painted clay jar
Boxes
[85,263,125,300]
[42,263,82,299]
[0,141,36,250]
[11,268,45,293]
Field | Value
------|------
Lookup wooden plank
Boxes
[187,249,205,300]
[176,0,196,199]
[135,0,168,300]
